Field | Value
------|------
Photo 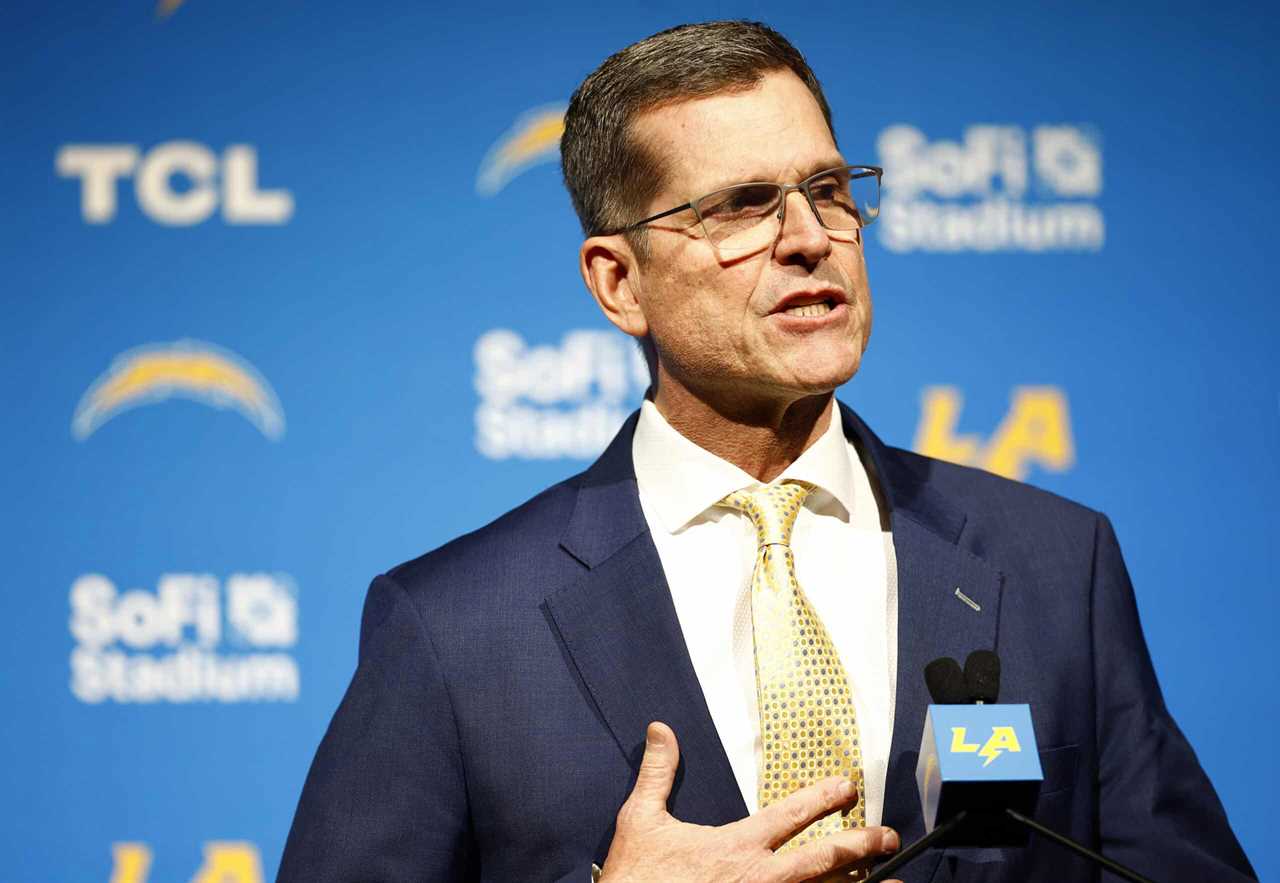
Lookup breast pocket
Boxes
[1036,743,1080,797]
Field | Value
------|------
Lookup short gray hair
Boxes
[561,20,836,248]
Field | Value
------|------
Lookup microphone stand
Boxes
[1003,809,1156,883]
[862,811,969,883]
[864,808,1158,883]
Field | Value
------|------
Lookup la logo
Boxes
[950,725,1023,767]
[109,842,263,883]
[914,386,1074,481]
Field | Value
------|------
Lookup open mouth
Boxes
[781,299,835,318]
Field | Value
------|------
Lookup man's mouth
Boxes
[771,289,846,320]
[781,300,835,318]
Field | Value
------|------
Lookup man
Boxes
[279,21,1255,883]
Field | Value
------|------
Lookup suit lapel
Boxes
[841,406,1004,880]
[882,519,1003,825]
[543,405,1007,852]
[543,414,747,827]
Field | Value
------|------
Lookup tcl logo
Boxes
[55,141,294,225]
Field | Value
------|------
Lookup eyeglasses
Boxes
[604,164,882,255]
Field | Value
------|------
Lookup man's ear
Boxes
[579,234,650,339]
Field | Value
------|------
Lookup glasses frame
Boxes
[601,164,883,251]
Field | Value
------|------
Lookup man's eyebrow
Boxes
[693,157,849,195]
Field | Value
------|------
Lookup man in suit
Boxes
[279,21,1255,883]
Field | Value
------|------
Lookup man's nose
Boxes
[774,188,831,265]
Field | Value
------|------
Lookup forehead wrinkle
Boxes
[639,76,841,203]
[699,154,850,195]
[633,86,770,199]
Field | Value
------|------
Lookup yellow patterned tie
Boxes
[720,481,866,859]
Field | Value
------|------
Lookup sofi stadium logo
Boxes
[69,572,299,704]
[56,142,293,225]
[474,328,648,459]
[876,124,1103,253]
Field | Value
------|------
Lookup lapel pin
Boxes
[954,587,981,612]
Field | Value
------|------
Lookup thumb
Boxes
[628,721,680,812]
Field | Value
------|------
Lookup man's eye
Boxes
[705,187,776,216]
[811,183,849,203]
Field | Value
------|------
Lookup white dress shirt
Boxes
[632,399,899,826]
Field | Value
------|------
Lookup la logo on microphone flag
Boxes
[916,704,1044,844]
[950,723,1023,767]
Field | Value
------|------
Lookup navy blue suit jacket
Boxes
[279,405,1255,882]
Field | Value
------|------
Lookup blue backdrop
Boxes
[3,1,1276,880]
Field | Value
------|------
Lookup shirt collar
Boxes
[631,399,859,534]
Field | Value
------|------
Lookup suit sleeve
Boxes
[1091,513,1256,880]
[277,574,477,882]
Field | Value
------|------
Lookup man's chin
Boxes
[776,351,862,395]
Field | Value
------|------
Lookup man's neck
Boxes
[652,379,836,483]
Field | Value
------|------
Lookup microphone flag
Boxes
[916,703,1043,846]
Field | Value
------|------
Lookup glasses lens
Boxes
[695,183,782,251]
[690,168,881,254]
[808,167,880,231]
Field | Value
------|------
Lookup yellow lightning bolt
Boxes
[495,113,564,169]
[89,351,269,415]
[476,104,568,195]
[72,341,285,441]
[977,726,1021,767]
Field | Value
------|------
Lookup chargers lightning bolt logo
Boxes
[950,726,1023,767]
[475,103,566,196]
[72,340,285,441]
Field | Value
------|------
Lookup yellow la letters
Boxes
[190,842,264,883]
[914,386,1075,481]
[108,842,263,883]
[950,725,1024,767]
[109,843,151,883]
[950,726,981,753]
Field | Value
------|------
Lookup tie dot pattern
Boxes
[720,481,866,868]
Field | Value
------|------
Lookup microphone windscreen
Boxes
[964,650,1001,703]
[924,657,968,704]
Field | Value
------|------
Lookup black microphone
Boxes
[963,649,1000,704]
[865,652,1159,883]
[924,656,968,704]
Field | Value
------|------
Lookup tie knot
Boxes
[719,481,813,548]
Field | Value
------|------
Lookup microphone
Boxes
[962,649,1000,704]
[918,652,1041,846]
[927,650,1000,705]
[923,656,968,704]
[864,653,1158,883]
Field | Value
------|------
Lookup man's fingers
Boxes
[740,776,859,847]
[769,826,900,882]
[624,721,680,815]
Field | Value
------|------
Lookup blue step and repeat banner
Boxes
[4,1,1277,880]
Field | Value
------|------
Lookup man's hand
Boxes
[598,722,902,883]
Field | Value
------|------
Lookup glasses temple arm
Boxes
[597,202,695,236]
